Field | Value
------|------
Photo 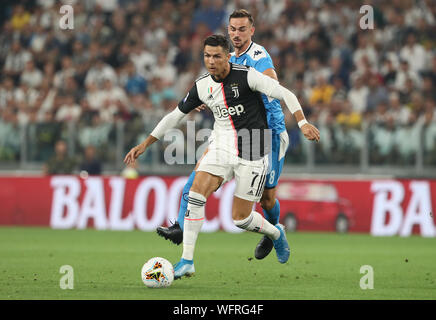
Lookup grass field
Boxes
[0,226,435,300]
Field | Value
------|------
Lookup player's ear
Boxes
[251,26,255,36]
[227,52,231,60]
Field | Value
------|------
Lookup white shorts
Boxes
[196,147,269,202]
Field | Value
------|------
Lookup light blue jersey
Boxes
[229,42,286,134]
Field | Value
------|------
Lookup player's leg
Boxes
[174,146,227,279]
[178,150,207,229]
[156,149,208,244]
[233,157,290,264]
[174,170,223,279]
[256,131,289,259]
[261,187,280,223]
[232,196,280,239]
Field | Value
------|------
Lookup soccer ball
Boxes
[141,257,174,288]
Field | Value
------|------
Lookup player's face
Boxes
[203,45,230,77]
[228,17,254,50]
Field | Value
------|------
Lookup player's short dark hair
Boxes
[229,9,254,26]
[203,34,230,53]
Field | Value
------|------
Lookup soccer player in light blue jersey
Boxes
[157,9,305,260]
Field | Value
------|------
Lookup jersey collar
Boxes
[234,41,254,58]
[211,62,233,83]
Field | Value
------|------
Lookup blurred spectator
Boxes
[394,60,421,91]
[336,100,362,129]
[394,113,422,164]
[80,145,102,175]
[150,77,177,108]
[309,75,335,106]
[347,76,368,114]
[366,75,389,112]
[43,140,76,175]
[99,78,129,122]
[3,41,32,84]
[353,34,378,75]
[78,114,113,150]
[173,36,193,73]
[423,104,436,164]
[421,76,436,102]
[0,77,15,110]
[0,108,20,160]
[85,59,117,87]
[55,95,81,122]
[53,56,76,89]
[10,4,30,31]
[387,92,410,125]
[130,41,156,81]
[400,32,427,74]
[192,0,225,32]
[124,61,148,95]
[370,116,397,164]
[151,54,177,86]
[20,60,43,88]
[29,110,61,161]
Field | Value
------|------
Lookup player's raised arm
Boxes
[247,68,320,142]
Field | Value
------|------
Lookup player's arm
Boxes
[247,68,320,142]
[262,67,278,81]
[124,85,202,165]
[259,60,314,125]
[262,68,309,127]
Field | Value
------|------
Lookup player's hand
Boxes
[301,123,320,142]
[195,104,206,112]
[124,143,146,165]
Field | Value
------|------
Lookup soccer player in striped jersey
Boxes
[157,10,303,260]
[125,35,319,278]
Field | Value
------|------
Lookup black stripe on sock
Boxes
[238,214,253,229]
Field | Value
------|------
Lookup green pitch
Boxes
[0,227,435,299]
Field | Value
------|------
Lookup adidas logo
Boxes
[247,190,254,195]
[207,94,214,100]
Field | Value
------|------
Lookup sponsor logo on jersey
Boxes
[253,50,262,57]
[231,84,239,98]
[213,104,245,119]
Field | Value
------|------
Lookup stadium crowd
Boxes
[0,0,436,170]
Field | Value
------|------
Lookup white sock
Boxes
[182,191,206,261]
[234,211,280,240]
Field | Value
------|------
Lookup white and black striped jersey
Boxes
[178,63,279,161]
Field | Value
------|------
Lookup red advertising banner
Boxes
[0,176,435,237]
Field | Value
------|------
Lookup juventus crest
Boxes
[231,84,239,98]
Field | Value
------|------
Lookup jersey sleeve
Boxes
[247,67,302,114]
[254,56,275,73]
[247,67,280,96]
[178,84,203,114]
